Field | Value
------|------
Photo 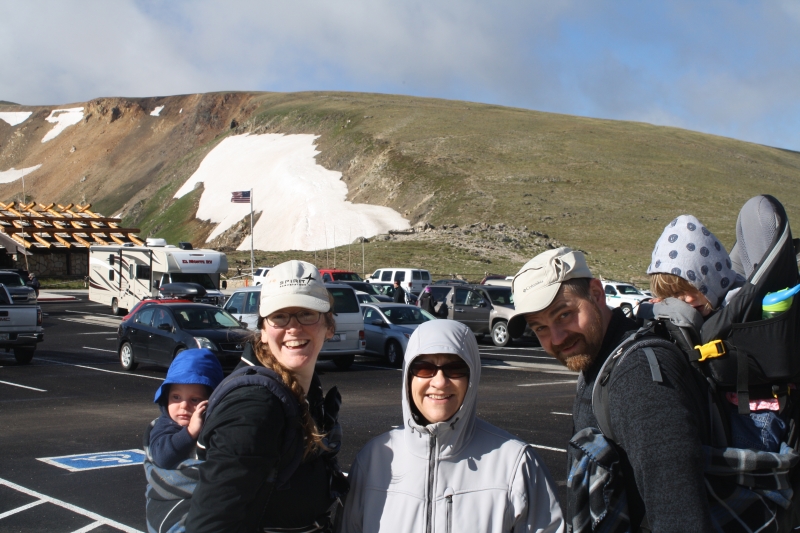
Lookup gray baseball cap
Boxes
[507,247,593,337]
[259,260,331,318]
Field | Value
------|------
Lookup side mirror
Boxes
[158,323,172,331]
[153,280,160,289]
[371,319,386,327]
[228,307,238,314]
[221,280,228,289]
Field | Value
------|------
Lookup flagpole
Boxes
[249,188,254,276]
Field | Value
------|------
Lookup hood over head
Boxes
[402,320,480,457]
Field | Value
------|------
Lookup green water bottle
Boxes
[762,284,800,319]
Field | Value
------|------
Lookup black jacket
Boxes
[392,286,405,303]
[185,350,336,532]
[569,308,712,532]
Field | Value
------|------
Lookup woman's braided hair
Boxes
[252,311,336,458]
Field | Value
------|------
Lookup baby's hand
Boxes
[187,400,208,439]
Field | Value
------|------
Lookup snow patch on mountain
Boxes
[174,133,409,251]
[0,112,32,127]
[42,108,84,142]
[150,106,164,116]
[0,164,42,184]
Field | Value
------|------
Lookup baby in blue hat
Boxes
[149,349,224,469]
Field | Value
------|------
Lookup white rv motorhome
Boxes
[89,240,229,315]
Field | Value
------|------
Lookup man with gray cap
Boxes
[507,247,712,532]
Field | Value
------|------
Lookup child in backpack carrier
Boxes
[144,349,224,533]
[648,214,787,452]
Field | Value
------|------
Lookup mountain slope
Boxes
[1,91,799,282]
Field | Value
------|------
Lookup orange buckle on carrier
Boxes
[694,339,726,362]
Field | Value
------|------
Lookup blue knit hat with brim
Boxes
[646,214,736,309]
[153,348,224,403]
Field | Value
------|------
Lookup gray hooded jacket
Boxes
[340,320,564,533]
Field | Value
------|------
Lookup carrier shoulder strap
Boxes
[591,327,682,443]
[204,366,305,488]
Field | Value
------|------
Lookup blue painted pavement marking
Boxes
[37,449,145,472]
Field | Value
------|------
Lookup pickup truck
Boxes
[0,284,44,364]
[427,284,523,347]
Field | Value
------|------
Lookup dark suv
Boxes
[426,284,523,346]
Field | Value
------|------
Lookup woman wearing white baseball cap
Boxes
[186,260,348,533]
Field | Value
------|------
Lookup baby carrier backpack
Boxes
[567,195,800,533]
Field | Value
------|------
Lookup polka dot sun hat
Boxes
[647,214,737,308]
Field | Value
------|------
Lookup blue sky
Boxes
[1,0,798,150]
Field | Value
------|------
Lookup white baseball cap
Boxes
[259,260,331,318]
[507,247,593,337]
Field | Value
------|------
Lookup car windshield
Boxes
[173,307,241,329]
[381,306,433,325]
[617,285,642,295]
[0,273,25,286]
[483,287,514,307]
[170,273,217,290]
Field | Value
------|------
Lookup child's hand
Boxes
[187,400,208,439]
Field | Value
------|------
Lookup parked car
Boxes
[361,303,437,367]
[220,283,366,370]
[431,279,469,286]
[0,284,43,364]
[368,268,431,294]
[426,284,527,346]
[319,269,362,282]
[222,286,261,329]
[0,270,37,303]
[369,282,418,305]
[602,280,651,318]
[355,291,381,305]
[117,303,252,372]
[252,267,272,286]
[339,281,392,302]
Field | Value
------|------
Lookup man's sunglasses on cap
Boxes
[409,360,470,379]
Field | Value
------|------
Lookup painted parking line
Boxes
[38,450,146,472]
[77,332,119,335]
[37,358,164,381]
[0,477,143,533]
[352,363,402,372]
[551,412,572,416]
[0,499,46,519]
[0,379,47,392]
[517,380,577,387]
[479,351,553,360]
[59,317,120,328]
[64,310,122,319]
[83,346,116,353]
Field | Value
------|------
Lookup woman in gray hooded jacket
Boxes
[340,320,564,533]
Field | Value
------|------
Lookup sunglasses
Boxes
[409,360,470,379]
[266,310,322,328]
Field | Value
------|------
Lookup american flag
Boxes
[231,191,251,204]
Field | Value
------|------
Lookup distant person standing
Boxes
[405,282,414,304]
[392,280,405,303]
[27,273,40,297]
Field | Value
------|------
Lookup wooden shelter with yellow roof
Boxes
[0,201,142,277]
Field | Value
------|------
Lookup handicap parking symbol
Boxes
[38,449,146,472]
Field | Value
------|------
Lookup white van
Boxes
[368,268,431,295]
[222,282,365,370]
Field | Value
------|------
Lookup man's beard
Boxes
[550,303,604,372]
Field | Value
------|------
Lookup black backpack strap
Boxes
[592,330,681,442]
[203,366,305,488]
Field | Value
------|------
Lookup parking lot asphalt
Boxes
[0,296,576,532]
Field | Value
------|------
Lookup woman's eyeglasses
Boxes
[409,360,470,379]
[266,310,322,328]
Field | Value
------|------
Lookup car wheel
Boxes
[385,340,403,368]
[13,346,34,364]
[333,354,355,370]
[119,342,138,370]
[111,298,121,316]
[491,320,511,347]
[620,304,634,318]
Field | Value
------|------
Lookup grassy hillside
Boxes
[3,91,799,285]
